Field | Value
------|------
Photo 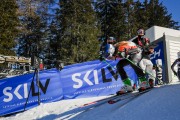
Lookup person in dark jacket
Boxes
[132,29,156,88]
[171,54,180,81]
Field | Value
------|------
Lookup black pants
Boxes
[178,68,180,81]
[116,59,145,81]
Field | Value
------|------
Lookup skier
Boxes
[115,41,146,94]
[138,46,155,88]
[106,37,116,59]
[116,29,155,94]
[132,28,156,88]
[156,59,164,85]
[99,36,116,60]
[171,53,180,81]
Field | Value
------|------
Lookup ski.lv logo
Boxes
[72,67,119,89]
[150,49,161,59]
[3,79,50,102]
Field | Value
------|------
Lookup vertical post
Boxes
[35,67,41,105]
[33,44,41,105]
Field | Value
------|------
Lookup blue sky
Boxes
[138,0,180,25]
[159,0,180,24]
[51,0,180,26]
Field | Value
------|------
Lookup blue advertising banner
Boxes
[150,41,165,81]
[60,59,138,99]
[150,41,164,65]
[0,59,138,116]
[0,69,62,116]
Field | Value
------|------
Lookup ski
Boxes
[108,89,151,104]
[80,96,114,108]
[80,92,133,108]
[80,84,164,109]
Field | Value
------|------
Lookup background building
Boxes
[145,26,180,83]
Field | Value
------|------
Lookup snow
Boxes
[1,82,180,120]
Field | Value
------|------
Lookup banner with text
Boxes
[150,41,165,82]
[0,59,137,116]
[60,59,138,99]
[0,69,62,116]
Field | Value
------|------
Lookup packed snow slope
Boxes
[1,82,180,120]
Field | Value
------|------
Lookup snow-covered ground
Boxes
[1,82,180,120]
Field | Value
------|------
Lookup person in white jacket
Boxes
[138,46,155,88]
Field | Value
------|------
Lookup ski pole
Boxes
[102,59,117,70]
[124,58,158,80]
[101,57,161,82]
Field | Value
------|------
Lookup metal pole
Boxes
[36,67,40,105]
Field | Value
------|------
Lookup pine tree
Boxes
[59,0,100,63]
[44,20,60,68]
[142,0,150,30]
[132,0,150,35]
[123,0,137,39]
[17,0,47,57]
[0,0,19,55]
[110,1,126,41]
[148,0,179,29]
[95,0,138,41]
[95,0,122,40]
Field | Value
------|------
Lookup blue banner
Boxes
[150,41,164,65]
[150,41,165,81]
[0,69,62,116]
[61,60,121,99]
[0,59,138,116]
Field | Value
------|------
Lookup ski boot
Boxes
[132,83,137,91]
[116,78,133,95]
[149,79,154,88]
[138,76,150,92]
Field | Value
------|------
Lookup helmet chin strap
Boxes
[108,42,113,44]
